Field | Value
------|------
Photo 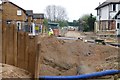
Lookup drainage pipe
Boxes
[40,70,120,80]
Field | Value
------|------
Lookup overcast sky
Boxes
[2,0,105,21]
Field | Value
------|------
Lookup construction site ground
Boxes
[38,31,120,79]
[0,31,120,79]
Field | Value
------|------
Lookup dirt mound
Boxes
[38,36,119,76]
[0,63,32,79]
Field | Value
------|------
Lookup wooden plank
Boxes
[17,31,26,69]
[28,36,37,76]
[6,24,14,65]
[5,24,9,64]
[5,24,10,64]
[13,25,18,66]
[0,22,1,63]
[24,32,29,70]
[2,22,6,63]
[34,44,40,79]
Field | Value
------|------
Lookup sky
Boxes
[1,0,105,21]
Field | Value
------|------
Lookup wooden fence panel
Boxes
[17,31,26,69]
[2,23,40,78]
[28,36,37,76]
[2,22,6,63]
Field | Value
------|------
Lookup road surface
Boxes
[64,31,81,38]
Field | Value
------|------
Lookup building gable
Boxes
[2,1,27,21]
[2,1,26,13]
[95,0,120,10]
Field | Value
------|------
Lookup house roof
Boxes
[33,14,44,19]
[26,10,33,16]
[95,0,120,10]
[1,1,26,12]
[106,0,120,2]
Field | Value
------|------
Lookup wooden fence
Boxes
[2,22,40,78]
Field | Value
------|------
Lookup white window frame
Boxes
[16,21,21,31]
[17,10,22,16]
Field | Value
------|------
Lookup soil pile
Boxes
[0,63,32,79]
[38,36,119,76]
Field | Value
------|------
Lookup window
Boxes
[117,23,120,29]
[113,4,116,11]
[17,10,22,15]
[16,21,21,31]
[97,10,99,15]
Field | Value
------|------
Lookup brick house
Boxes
[26,10,33,24]
[95,0,120,36]
[1,1,27,31]
[25,10,33,33]
[33,13,44,33]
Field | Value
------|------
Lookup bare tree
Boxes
[45,5,67,21]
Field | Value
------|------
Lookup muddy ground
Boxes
[38,35,120,76]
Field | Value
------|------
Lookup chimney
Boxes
[99,2,101,5]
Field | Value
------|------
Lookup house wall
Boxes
[109,4,119,19]
[33,19,43,24]
[33,19,44,33]
[116,19,120,35]
[95,3,120,35]
[97,4,120,21]
[2,2,26,22]
[27,16,32,25]
[99,20,116,30]
[118,4,120,11]
[100,6,109,20]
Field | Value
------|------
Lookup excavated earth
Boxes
[38,36,120,76]
[0,63,32,79]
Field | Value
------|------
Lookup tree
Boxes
[79,14,89,31]
[43,18,48,27]
[87,14,96,31]
[78,14,96,32]
[45,5,68,22]
[73,20,79,27]
[58,20,68,27]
